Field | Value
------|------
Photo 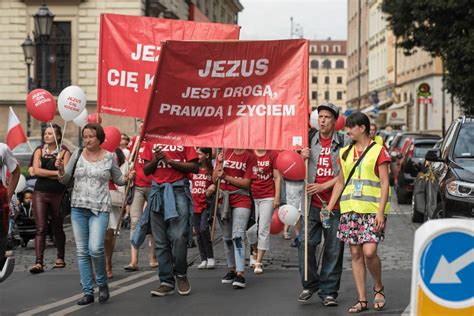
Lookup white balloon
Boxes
[58,86,87,121]
[310,110,319,129]
[278,204,301,226]
[72,109,89,127]
[15,175,26,194]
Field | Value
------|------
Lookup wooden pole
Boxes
[210,148,224,241]
[304,159,309,281]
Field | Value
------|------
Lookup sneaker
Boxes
[249,255,257,268]
[206,258,215,269]
[197,260,207,269]
[221,271,237,284]
[150,285,175,297]
[290,237,299,248]
[322,295,338,306]
[232,275,246,289]
[254,263,263,274]
[176,275,191,295]
[297,289,314,302]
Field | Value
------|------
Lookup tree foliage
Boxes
[382,0,474,115]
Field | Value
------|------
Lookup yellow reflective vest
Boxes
[339,143,390,214]
[373,135,384,146]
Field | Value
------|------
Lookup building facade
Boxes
[309,39,347,112]
[0,0,243,142]
[346,0,369,110]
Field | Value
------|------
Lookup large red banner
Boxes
[142,39,309,150]
[97,14,240,118]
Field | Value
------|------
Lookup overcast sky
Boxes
[238,0,347,41]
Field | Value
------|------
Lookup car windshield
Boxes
[413,144,435,158]
[453,123,474,158]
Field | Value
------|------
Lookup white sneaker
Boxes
[249,255,257,268]
[206,258,215,269]
[254,263,263,274]
[197,260,207,269]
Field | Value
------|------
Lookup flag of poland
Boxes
[6,107,27,150]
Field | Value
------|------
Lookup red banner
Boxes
[97,14,240,118]
[142,39,309,150]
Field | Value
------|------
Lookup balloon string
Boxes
[60,121,67,151]
[49,122,59,152]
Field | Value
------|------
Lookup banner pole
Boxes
[210,148,224,242]
[111,135,141,250]
[304,159,309,282]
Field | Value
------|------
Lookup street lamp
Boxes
[33,1,55,90]
[21,34,34,137]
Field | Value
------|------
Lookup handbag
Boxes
[60,148,83,217]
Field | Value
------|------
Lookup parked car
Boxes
[12,137,77,169]
[380,130,400,148]
[394,136,440,204]
[411,117,474,222]
[388,132,439,185]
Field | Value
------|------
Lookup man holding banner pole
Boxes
[298,103,347,306]
[143,144,198,297]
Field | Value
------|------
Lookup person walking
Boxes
[214,149,256,289]
[370,123,384,147]
[29,124,71,274]
[142,143,198,297]
[0,143,20,282]
[326,112,390,313]
[298,103,347,306]
[57,123,135,305]
[124,134,157,272]
[249,149,281,274]
[190,148,215,270]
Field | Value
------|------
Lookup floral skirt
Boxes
[337,212,387,245]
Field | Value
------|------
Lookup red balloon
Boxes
[101,126,121,152]
[270,211,284,235]
[335,115,345,131]
[26,89,56,122]
[276,151,306,181]
[87,113,102,124]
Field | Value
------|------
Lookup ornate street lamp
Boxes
[21,34,35,137]
[33,1,55,90]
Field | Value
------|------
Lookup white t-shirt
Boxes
[0,143,18,184]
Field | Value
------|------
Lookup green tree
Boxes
[382,0,474,115]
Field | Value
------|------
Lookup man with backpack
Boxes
[297,103,348,306]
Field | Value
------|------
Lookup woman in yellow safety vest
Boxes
[326,112,390,313]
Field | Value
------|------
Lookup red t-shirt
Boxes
[130,137,152,188]
[251,151,278,199]
[189,168,212,214]
[142,143,198,184]
[312,136,338,208]
[219,149,257,209]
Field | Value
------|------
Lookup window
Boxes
[453,123,474,158]
[310,45,317,53]
[322,59,331,69]
[324,91,330,100]
[35,21,71,95]
[337,91,343,100]
[311,91,318,100]
[322,45,329,53]
[312,76,318,84]
[310,60,319,69]
[337,76,343,84]
[325,76,329,84]
[335,60,345,68]
[333,45,341,53]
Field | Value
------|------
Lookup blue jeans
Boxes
[150,187,191,288]
[71,208,109,295]
[298,206,344,299]
[219,207,251,273]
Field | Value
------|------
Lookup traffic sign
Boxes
[410,219,474,315]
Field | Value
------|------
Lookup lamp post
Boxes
[33,1,55,90]
[21,35,35,137]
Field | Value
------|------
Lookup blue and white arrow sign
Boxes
[420,231,474,304]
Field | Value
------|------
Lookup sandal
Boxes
[53,259,66,269]
[254,262,263,274]
[282,231,291,240]
[348,300,368,313]
[373,286,386,310]
[30,263,44,274]
[124,264,139,272]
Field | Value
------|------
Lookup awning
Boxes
[362,105,376,113]
[384,102,408,111]
[378,98,393,109]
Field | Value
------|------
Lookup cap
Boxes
[317,102,339,120]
